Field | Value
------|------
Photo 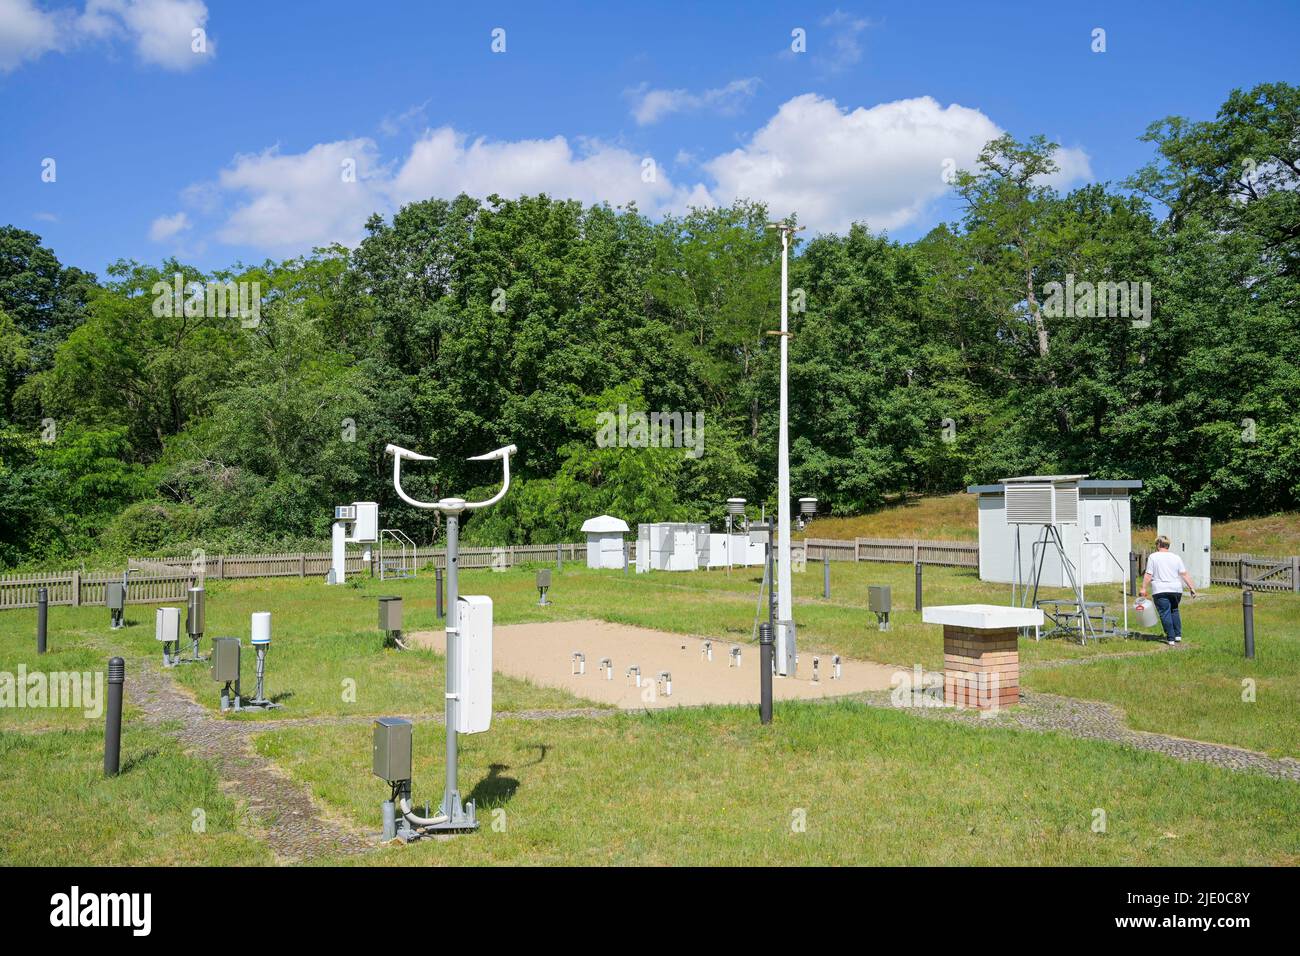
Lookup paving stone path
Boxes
[128,662,375,863]
[850,687,1300,782]
[127,662,618,863]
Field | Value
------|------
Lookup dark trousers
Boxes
[1153,592,1182,639]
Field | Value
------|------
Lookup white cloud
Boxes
[390,128,689,211]
[178,94,1092,254]
[148,210,190,240]
[629,77,759,125]
[0,0,213,72]
[214,139,389,252]
[817,10,870,73]
[190,128,702,253]
[0,0,67,72]
[82,0,214,69]
[704,93,1090,234]
[1044,142,1094,189]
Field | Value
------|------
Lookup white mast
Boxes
[767,220,800,676]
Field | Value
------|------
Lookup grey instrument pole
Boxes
[443,509,462,820]
[386,441,516,832]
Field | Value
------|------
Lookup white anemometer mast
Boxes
[384,441,517,831]
[767,219,803,676]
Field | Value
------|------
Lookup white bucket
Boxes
[1134,597,1159,629]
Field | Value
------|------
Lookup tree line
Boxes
[1,82,1297,568]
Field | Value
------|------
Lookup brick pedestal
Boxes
[922,605,1042,712]
[943,624,1019,709]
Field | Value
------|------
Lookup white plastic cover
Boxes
[455,596,493,734]
[155,606,180,642]
[251,611,271,644]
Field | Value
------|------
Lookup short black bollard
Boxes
[914,562,923,612]
[823,554,830,599]
[624,541,629,574]
[1128,551,1139,598]
[758,622,773,725]
[105,657,124,777]
[435,566,444,619]
[37,587,48,655]
[1243,589,1256,659]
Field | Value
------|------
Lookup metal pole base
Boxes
[176,639,205,664]
[426,794,479,832]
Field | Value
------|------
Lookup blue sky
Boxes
[2,0,1297,275]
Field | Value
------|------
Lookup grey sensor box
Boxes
[210,637,240,682]
[373,717,412,781]
[536,568,552,588]
[378,596,402,632]
[869,585,891,613]
[105,582,125,610]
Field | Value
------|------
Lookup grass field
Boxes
[267,705,1298,867]
[1,559,1297,865]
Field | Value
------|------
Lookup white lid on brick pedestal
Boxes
[922,604,1044,629]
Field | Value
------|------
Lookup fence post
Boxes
[1292,556,1299,594]
[71,570,81,607]
[218,555,225,580]
[1239,557,1246,588]
[300,553,306,578]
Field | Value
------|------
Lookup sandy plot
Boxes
[407,619,897,710]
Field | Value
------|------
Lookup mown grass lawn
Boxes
[1,560,1297,866]
[256,703,1300,867]
[0,724,272,866]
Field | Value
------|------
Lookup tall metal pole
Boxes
[775,226,793,675]
[443,511,461,818]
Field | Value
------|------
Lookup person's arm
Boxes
[1181,569,1198,597]
[1140,571,1152,597]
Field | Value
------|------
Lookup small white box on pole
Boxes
[155,607,180,643]
[455,595,493,734]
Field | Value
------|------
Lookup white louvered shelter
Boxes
[581,515,630,569]
[969,476,1141,586]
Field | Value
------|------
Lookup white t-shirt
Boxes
[1146,551,1188,594]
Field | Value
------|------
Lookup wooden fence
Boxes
[803,537,980,568]
[0,543,587,610]
[807,537,1300,592]
[0,570,195,610]
[1211,553,1300,592]
[5,537,1297,611]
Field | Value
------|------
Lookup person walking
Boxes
[1139,535,1198,645]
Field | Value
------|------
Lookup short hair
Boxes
[1155,535,1171,550]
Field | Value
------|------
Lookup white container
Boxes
[155,607,180,643]
[251,611,272,645]
[1133,598,1159,629]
